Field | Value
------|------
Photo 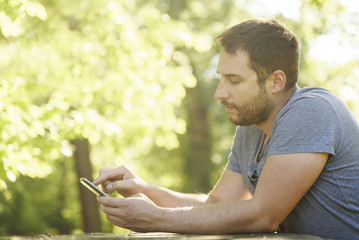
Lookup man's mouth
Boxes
[221,101,236,113]
[225,106,236,112]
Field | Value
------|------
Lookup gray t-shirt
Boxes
[227,87,359,239]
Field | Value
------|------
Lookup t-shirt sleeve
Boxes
[268,95,339,156]
[227,150,241,174]
[226,127,242,174]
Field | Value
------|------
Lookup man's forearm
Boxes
[143,183,209,208]
[158,200,276,234]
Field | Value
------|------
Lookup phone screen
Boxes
[80,177,109,197]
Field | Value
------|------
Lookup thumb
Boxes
[110,179,137,197]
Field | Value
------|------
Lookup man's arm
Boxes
[98,152,328,234]
[151,168,253,207]
[205,168,252,204]
[94,166,250,208]
[141,184,208,207]
[93,165,207,208]
[161,152,328,234]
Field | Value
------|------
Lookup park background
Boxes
[1,0,358,236]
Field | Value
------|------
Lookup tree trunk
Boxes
[181,86,212,193]
[166,0,213,193]
[72,138,102,233]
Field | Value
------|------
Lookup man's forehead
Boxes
[217,50,251,75]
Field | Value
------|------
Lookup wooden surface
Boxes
[0,232,330,240]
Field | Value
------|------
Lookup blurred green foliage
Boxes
[1,0,358,236]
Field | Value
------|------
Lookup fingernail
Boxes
[107,184,113,191]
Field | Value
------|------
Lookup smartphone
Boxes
[79,177,108,197]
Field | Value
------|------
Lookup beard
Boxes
[222,86,274,126]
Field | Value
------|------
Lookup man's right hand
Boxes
[93,165,148,197]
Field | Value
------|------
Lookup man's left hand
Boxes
[97,193,164,232]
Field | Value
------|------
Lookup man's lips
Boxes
[225,106,236,112]
[221,101,237,112]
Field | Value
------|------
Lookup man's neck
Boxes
[254,86,298,139]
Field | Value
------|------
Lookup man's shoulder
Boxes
[273,87,343,135]
[291,87,336,102]
[283,87,343,114]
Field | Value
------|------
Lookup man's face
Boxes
[215,50,273,126]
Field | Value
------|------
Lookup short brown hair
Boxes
[217,19,299,90]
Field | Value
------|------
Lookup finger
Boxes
[97,196,127,208]
[105,213,123,226]
[99,201,134,230]
[100,204,120,216]
[93,167,113,185]
[110,179,136,193]
[98,204,125,226]
[101,180,114,194]
[105,213,130,229]
[93,166,126,185]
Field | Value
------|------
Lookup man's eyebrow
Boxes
[216,70,244,78]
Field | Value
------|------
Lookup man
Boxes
[93,19,359,239]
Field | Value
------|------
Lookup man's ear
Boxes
[271,70,286,93]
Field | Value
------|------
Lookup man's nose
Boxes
[215,79,229,100]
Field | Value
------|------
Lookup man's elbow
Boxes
[246,201,282,233]
[251,215,280,233]
[241,210,281,234]
[227,216,279,234]
[260,218,280,233]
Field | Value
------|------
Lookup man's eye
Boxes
[230,78,241,84]
[221,76,242,84]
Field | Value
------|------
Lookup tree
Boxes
[0,0,196,234]
[1,0,358,235]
